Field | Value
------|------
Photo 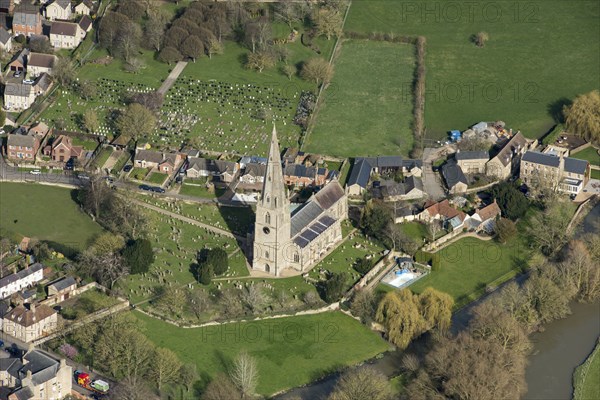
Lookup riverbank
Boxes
[573,338,600,400]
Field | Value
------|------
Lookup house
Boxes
[0,26,11,51]
[1,348,72,399]
[50,21,83,49]
[45,0,72,21]
[0,0,15,14]
[26,52,57,77]
[7,48,29,73]
[6,133,40,162]
[486,132,529,179]
[239,162,266,185]
[74,0,93,15]
[3,82,36,111]
[12,7,43,37]
[78,14,92,32]
[32,72,53,96]
[2,303,58,342]
[468,200,501,233]
[378,175,425,201]
[455,150,489,174]
[28,121,51,138]
[0,264,44,300]
[441,158,468,194]
[186,157,238,183]
[43,134,84,162]
[284,163,328,187]
[239,155,267,169]
[133,150,184,173]
[46,276,77,302]
[346,158,372,196]
[394,204,422,223]
[282,147,306,165]
[520,151,590,195]
[419,199,465,223]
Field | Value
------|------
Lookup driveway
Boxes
[422,146,452,200]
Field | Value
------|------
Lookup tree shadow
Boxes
[547,97,572,123]
[213,349,233,374]
[44,240,79,260]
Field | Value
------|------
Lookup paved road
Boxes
[157,61,188,95]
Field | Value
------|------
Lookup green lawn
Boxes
[146,172,168,185]
[572,146,600,166]
[410,235,528,308]
[0,183,104,254]
[574,340,600,400]
[60,288,121,321]
[592,169,600,180]
[305,40,416,157]
[130,167,149,181]
[134,310,390,396]
[111,151,131,174]
[399,222,429,243]
[71,136,100,151]
[178,183,225,198]
[92,147,113,169]
[345,0,600,141]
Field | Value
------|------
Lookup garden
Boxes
[306,40,416,157]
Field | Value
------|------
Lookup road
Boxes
[157,61,188,95]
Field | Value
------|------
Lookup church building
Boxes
[249,127,348,276]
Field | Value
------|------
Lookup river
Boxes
[275,204,600,400]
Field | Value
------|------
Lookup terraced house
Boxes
[520,151,590,195]
[12,7,42,37]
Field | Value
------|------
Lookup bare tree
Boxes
[328,367,392,400]
[229,352,259,399]
[202,373,242,400]
[474,31,489,47]
[301,57,334,86]
[150,348,183,390]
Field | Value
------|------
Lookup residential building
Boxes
[345,156,423,196]
[134,150,184,173]
[28,121,51,138]
[7,48,29,72]
[32,72,53,96]
[239,162,266,185]
[0,0,15,14]
[74,0,93,15]
[239,155,267,169]
[27,52,57,77]
[418,199,465,223]
[50,21,83,48]
[45,0,72,20]
[2,303,57,342]
[46,276,77,302]
[1,348,72,399]
[486,132,530,179]
[249,126,348,276]
[3,82,36,111]
[441,158,468,194]
[378,175,425,201]
[346,158,371,196]
[0,26,11,51]
[12,7,43,37]
[455,150,489,174]
[284,163,328,187]
[186,157,238,183]
[78,14,92,32]
[6,133,40,162]
[43,134,84,162]
[465,200,501,233]
[0,264,44,300]
[520,151,590,195]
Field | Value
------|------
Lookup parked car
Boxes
[0,340,4,348]
[22,79,34,85]
[65,159,74,170]
[29,169,41,175]
[77,174,90,180]
[13,70,21,78]
[123,165,133,172]
[151,186,165,193]
[139,184,151,191]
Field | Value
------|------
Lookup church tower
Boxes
[252,126,291,276]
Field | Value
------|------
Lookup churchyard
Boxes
[306,39,416,157]
[345,0,600,141]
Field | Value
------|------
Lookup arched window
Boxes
[266,196,270,203]
[265,264,270,273]
[294,253,299,263]
[265,251,269,259]
[274,197,278,207]
[265,212,271,224]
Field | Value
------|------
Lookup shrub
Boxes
[353,257,373,275]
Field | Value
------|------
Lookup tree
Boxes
[274,2,301,28]
[426,220,441,243]
[202,374,241,400]
[78,250,129,289]
[313,7,343,40]
[219,288,244,318]
[78,80,97,100]
[527,200,572,258]
[198,264,213,285]
[560,241,600,302]
[30,239,51,262]
[92,232,125,255]
[108,377,160,400]
[0,109,5,127]
[474,31,489,47]
[282,64,296,80]
[144,13,167,52]
[229,352,258,399]
[245,51,275,73]
[328,367,392,400]
[180,35,204,62]
[179,363,199,393]
[353,257,372,275]
[117,21,142,62]
[322,272,347,303]
[350,289,377,324]
[128,91,164,113]
[206,36,224,59]
[123,239,155,274]
[417,287,454,333]
[488,182,529,220]
[163,27,189,49]
[243,20,271,53]
[522,272,571,326]
[150,348,183,390]
[360,200,392,245]
[376,289,424,350]
[116,103,156,139]
[154,287,186,316]
[301,57,334,86]
[99,11,132,54]
[241,283,267,314]
[78,175,112,220]
[117,0,145,21]
[495,217,517,243]
[187,289,210,320]
[158,46,183,65]
[52,57,76,86]
[83,109,100,133]
[29,35,52,53]
[563,90,600,143]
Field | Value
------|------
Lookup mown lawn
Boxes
[572,146,600,166]
[306,40,416,157]
[0,183,103,253]
[592,169,600,180]
[345,0,600,141]
[573,340,600,400]
[178,183,225,198]
[134,310,390,396]
[146,172,168,185]
[92,147,113,169]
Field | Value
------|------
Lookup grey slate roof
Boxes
[10,386,34,400]
[441,159,468,189]
[33,73,52,91]
[564,157,588,175]
[7,133,36,148]
[50,21,78,37]
[135,149,163,164]
[293,215,337,248]
[494,132,527,166]
[314,181,344,209]
[28,52,56,68]
[403,159,423,169]
[5,82,33,98]
[404,175,423,193]
[521,151,561,168]
[291,201,323,236]
[0,263,43,289]
[0,26,10,45]
[53,0,72,9]
[456,150,489,161]
[78,14,92,30]
[243,162,266,178]
[48,276,76,292]
[376,156,403,168]
[285,163,315,178]
[13,9,41,27]
[347,158,372,189]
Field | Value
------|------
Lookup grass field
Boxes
[573,339,600,400]
[306,40,416,157]
[592,169,600,180]
[134,310,390,396]
[345,0,600,141]
[0,183,103,253]
[572,146,600,166]
[178,183,226,198]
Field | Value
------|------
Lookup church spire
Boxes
[261,125,287,208]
